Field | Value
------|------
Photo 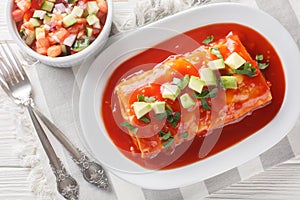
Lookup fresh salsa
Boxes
[12,0,108,57]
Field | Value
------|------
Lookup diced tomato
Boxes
[30,0,43,9]
[15,0,31,12]
[67,24,85,35]
[12,9,24,22]
[47,45,62,58]
[51,14,64,27]
[21,21,34,31]
[51,28,69,43]
[47,35,58,45]
[23,9,34,22]
[36,38,50,55]
[76,18,87,25]
[97,0,108,14]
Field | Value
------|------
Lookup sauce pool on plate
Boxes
[101,23,285,170]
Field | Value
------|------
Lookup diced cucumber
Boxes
[161,84,181,101]
[86,27,93,38]
[61,45,68,55]
[93,21,101,29]
[43,13,51,25]
[42,1,54,12]
[68,0,78,3]
[220,76,238,89]
[63,14,77,28]
[86,14,99,25]
[188,76,205,94]
[29,18,41,27]
[35,27,46,40]
[33,10,46,19]
[87,1,99,15]
[200,68,217,86]
[132,102,152,119]
[180,93,195,109]
[71,6,84,17]
[24,29,35,46]
[71,39,90,52]
[224,52,246,70]
[151,101,166,114]
[208,59,225,70]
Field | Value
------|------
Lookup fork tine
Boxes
[0,43,22,83]
[6,41,28,80]
[0,58,13,87]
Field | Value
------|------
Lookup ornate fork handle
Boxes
[31,105,109,190]
[26,105,79,200]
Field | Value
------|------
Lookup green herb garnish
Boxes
[159,130,172,140]
[193,88,218,110]
[256,54,269,70]
[173,75,190,90]
[139,116,150,124]
[210,47,223,59]
[120,122,138,135]
[163,137,174,148]
[168,111,181,127]
[153,112,167,120]
[202,35,214,45]
[234,62,257,77]
[137,94,156,103]
[179,132,189,138]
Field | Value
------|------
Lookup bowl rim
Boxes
[6,0,113,65]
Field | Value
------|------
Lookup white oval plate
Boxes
[79,3,300,189]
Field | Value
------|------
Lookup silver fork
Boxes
[0,43,79,200]
[0,42,109,190]
[0,44,109,190]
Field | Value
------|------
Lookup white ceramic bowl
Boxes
[6,0,113,68]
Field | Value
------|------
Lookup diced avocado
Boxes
[87,1,99,15]
[151,101,166,114]
[86,14,99,25]
[161,84,181,101]
[200,68,217,86]
[29,18,41,27]
[33,10,46,19]
[224,52,246,70]
[188,75,205,94]
[86,27,93,37]
[71,6,84,17]
[207,59,225,70]
[41,1,54,12]
[35,27,46,40]
[71,39,90,52]
[63,14,77,28]
[43,13,51,25]
[180,93,195,109]
[132,102,152,119]
[173,75,190,90]
[220,76,238,89]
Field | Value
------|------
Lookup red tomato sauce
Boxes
[101,23,285,170]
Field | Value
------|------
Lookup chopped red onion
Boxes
[63,34,77,47]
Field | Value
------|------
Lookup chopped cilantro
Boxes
[173,75,190,90]
[137,94,156,103]
[120,122,138,135]
[256,54,264,61]
[163,137,174,148]
[234,62,257,77]
[168,111,181,127]
[256,54,269,70]
[202,35,214,45]
[193,88,218,110]
[139,116,150,124]
[258,62,269,69]
[179,132,189,138]
[154,112,167,120]
[159,131,172,140]
[210,47,223,59]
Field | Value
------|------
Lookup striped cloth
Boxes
[0,0,300,200]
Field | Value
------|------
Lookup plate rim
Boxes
[79,2,300,189]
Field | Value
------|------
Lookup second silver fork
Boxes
[0,42,109,190]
